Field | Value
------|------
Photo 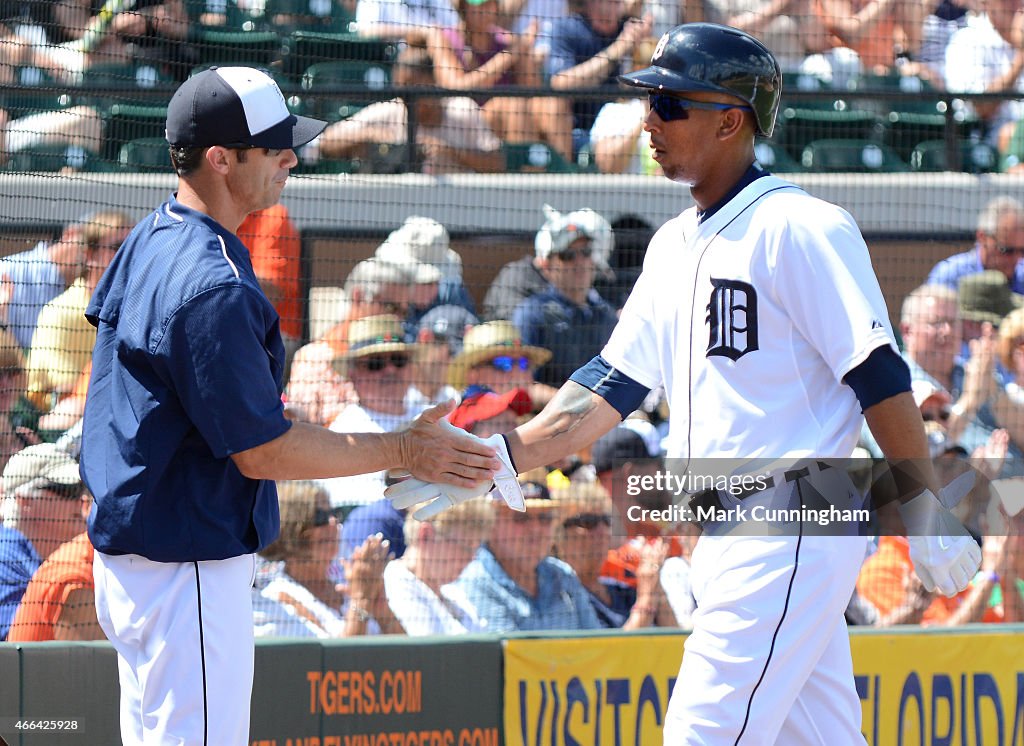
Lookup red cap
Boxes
[450,388,532,432]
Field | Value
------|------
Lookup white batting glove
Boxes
[898,471,981,597]
[385,421,525,521]
[387,477,493,520]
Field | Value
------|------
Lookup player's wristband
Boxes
[500,434,518,474]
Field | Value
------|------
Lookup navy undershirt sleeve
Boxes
[843,345,912,412]
[569,356,652,419]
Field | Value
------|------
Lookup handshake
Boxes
[386,420,525,520]
[899,471,982,597]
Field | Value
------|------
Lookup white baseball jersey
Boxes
[603,175,897,460]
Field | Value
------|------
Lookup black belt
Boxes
[686,461,835,525]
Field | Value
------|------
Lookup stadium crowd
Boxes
[2,197,1024,641]
[4,0,1024,171]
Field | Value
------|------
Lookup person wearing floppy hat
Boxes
[321,315,426,512]
[957,269,1024,332]
[331,314,419,428]
[81,67,503,746]
[447,320,552,397]
[376,216,476,316]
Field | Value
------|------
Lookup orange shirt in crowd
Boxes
[601,523,684,589]
[238,204,303,340]
[857,536,1000,625]
[8,532,95,642]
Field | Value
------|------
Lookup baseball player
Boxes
[80,67,508,746]
[389,24,981,744]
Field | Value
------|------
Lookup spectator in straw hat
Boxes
[447,320,554,406]
[321,315,425,510]
[287,258,415,426]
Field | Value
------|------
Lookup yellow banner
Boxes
[503,630,1024,746]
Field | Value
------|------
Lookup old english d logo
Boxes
[706,278,758,360]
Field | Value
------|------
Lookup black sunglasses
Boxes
[554,245,593,262]
[511,511,555,524]
[997,244,1024,256]
[562,513,612,530]
[312,506,345,527]
[354,353,410,372]
[648,92,752,122]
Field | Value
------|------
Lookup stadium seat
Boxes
[266,0,355,33]
[195,29,281,68]
[847,74,982,160]
[504,142,575,173]
[299,60,391,120]
[0,67,72,118]
[118,137,174,173]
[78,62,175,108]
[3,144,105,173]
[776,105,880,161]
[754,140,802,172]
[800,139,910,173]
[909,139,998,173]
[280,31,396,81]
[101,104,169,160]
[189,0,270,30]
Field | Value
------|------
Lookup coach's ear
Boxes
[204,145,234,175]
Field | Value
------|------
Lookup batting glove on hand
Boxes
[898,471,981,596]
[385,421,525,521]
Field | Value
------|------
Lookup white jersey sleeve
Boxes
[763,200,897,383]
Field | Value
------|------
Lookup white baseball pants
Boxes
[663,533,868,745]
[93,551,257,746]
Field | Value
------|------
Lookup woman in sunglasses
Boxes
[552,481,675,629]
[253,480,402,638]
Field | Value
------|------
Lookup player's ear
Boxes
[717,107,750,142]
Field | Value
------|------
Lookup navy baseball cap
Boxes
[166,66,327,149]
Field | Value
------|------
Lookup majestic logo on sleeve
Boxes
[706,278,759,360]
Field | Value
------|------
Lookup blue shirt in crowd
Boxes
[0,525,41,640]
[453,544,601,632]
[546,14,622,132]
[81,196,290,563]
[513,286,618,387]
[0,242,67,349]
[926,245,1024,293]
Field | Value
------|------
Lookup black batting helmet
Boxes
[620,23,782,137]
